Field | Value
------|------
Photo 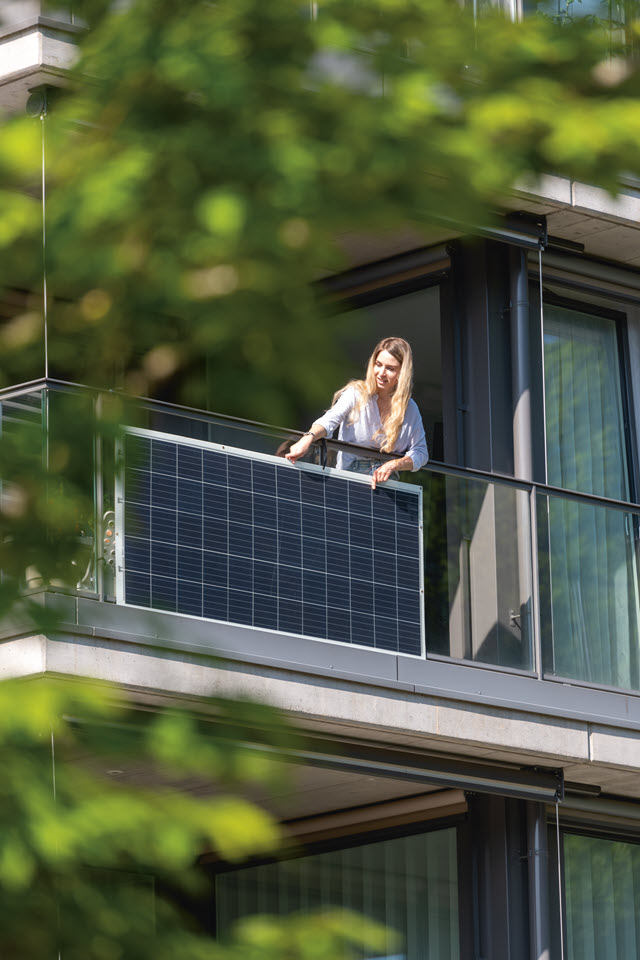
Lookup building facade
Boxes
[3,3,640,958]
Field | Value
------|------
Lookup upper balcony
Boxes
[3,378,640,787]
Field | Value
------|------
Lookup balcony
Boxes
[2,379,640,729]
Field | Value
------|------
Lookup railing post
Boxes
[529,486,543,680]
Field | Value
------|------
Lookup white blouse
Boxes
[315,386,429,473]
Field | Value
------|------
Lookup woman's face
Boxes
[373,349,401,396]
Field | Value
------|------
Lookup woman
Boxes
[285,337,428,488]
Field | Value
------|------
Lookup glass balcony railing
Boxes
[3,378,640,696]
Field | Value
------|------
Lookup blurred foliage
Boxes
[0,676,390,959]
[1,0,640,415]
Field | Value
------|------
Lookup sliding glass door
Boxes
[542,303,640,689]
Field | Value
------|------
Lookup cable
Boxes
[41,110,49,380]
[556,801,565,960]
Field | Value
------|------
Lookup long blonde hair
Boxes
[332,337,414,453]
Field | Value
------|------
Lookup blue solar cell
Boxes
[254,593,278,630]
[324,476,349,511]
[396,555,420,588]
[398,618,421,654]
[152,440,176,476]
[279,566,302,602]
[126,469,151,505]
[325,508,349,544]
[349,512,371,547]
[350,546,373,582]
[374,617,398,650]
[348,482,372,517]
[302,537,326,572]
[228,489,253,525]
[228,589,252,625]
[300,472,326,506]
[178,445,202,481]
[178,546,202,582]
[253,560,277,596]
[398,587,422,622]
[228,456,252,491]
[254,527,277,562]
[178,580,203,617]
[178,511,202,548]
[395,490,420,524]
[397,534,420,560]
[228,522,253,558]
[151,541,176,578]
[303,603,327,638]
[125,536,150,573]
[151,507,178,543]
[151,473,176,509]
[276,498,301,534]
[203,552,227,588]
[375,615,398,650]
[124,432,423,657]
[203,484,227,520]
[125,503,150,539]
[302,503,325,539]
[177,477,202,515]
[326,540,350,575]
[372,487,396,521]
[252,461,276,495]
[279,599,302,634]
[373,520,395,553]
[203,585,228,620]
[151,575,176,612]
[253,493,277,530]
[125,434,151,472]
[204,517,228,554]
[374,584,397,620]
[327,606,351,643]
[351,579,374,613]
[327,574,350,608]
[278,532,301,568]
[373,550,396,585]
[303,570,327,606]
[203,450,228,486]
[276,467,300,501]
[351,611,374,644]
[229,555,253,592]
[126,572,150,606]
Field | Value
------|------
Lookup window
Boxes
[554,831,640,959]
[215,827,460,959]
[540,299,640,689]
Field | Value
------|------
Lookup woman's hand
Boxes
[371,460,399,489]
[285,435,314,463]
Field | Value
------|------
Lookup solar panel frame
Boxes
[115,426,425,659]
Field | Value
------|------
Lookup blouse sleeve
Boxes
[404,402,429,472]
[314,386,358,438]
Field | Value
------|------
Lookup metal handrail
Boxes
[3,376,640,516]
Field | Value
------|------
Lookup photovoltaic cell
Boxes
[118,430,424,656]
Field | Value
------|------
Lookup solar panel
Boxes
[115,428,425,657]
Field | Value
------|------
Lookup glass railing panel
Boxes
[421,469,533,671]
[538,491,640,690]
[45,387,99,594]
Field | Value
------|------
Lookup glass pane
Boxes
[331,286,443,461]
[215,828,460,960]
[544,306,629,499]
[539,492,640,689]
[542,306,638,688]
[563,833,640,960]
[423,471,533,670]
